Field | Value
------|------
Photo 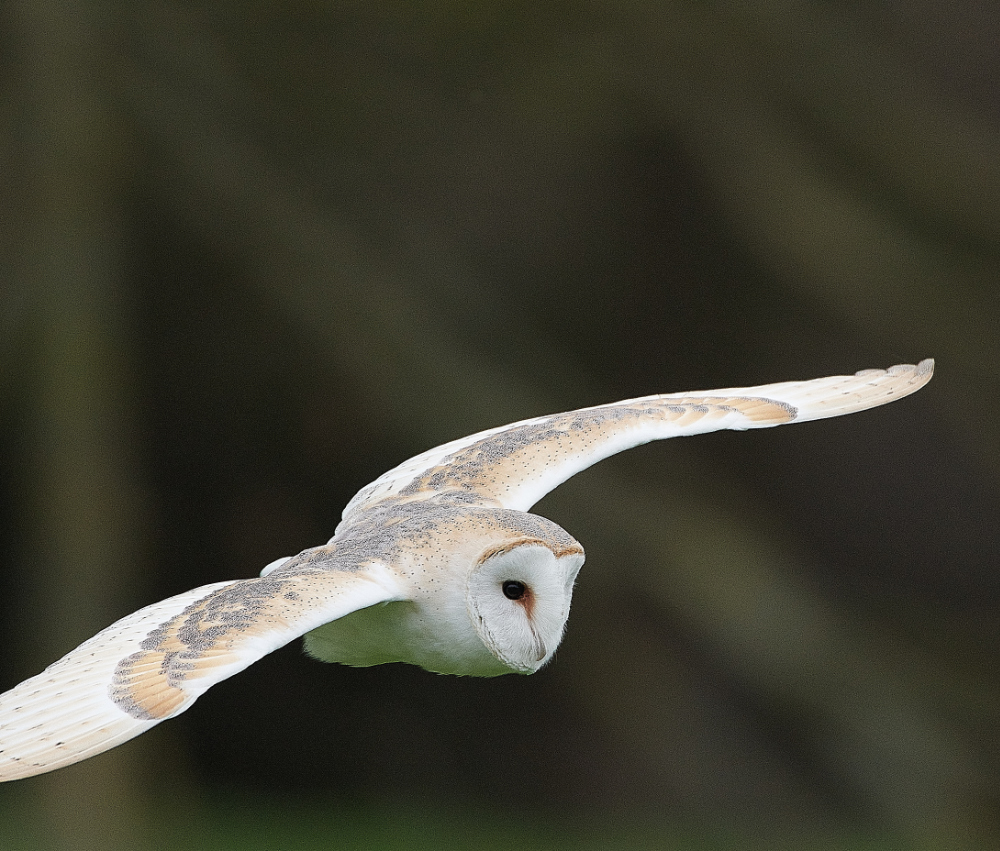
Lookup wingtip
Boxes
[895,358,935,385]
[855,359,934,381]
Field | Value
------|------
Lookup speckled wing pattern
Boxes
[341,360,934,520]
[0,561,402,781]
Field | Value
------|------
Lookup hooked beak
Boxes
[530,628,547,663]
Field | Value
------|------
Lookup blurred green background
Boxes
[0,2,997,849]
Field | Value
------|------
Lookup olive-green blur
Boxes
[0,3,995,849]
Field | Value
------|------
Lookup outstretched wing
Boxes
[341,360,933,520]
[0,560,403,781]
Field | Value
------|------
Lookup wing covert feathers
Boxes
[0,564,402,781]
[341,360,933,516]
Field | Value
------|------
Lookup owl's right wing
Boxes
[340,360,933,520]
[0,558,404,782]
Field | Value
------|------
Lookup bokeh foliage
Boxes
[1,2,997,849]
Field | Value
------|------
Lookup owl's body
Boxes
[0,360,933,781]
[301,501,583,676]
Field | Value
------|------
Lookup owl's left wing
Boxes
[341,360,933,519]
[0,560,403,782]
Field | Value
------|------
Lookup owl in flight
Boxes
[0,360,933,781]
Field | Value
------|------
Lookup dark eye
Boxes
[502,580,526,600]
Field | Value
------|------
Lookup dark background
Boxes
[0,3,997,849]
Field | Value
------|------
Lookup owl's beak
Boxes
[530,629,546,662]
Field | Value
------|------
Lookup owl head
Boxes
[467,537,585,674]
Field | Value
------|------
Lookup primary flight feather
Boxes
[0,360,933,781]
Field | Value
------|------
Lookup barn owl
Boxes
[0,360,933,781]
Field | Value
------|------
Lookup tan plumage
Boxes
[0,360,933,781]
